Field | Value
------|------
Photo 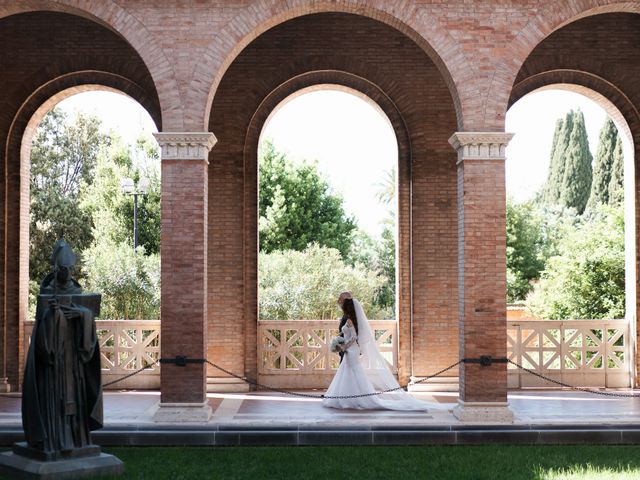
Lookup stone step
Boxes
[206,377,250,393]
[408,376,460,393]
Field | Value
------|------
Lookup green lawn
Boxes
[100,445,640,480]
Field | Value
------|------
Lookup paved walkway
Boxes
[2,389,640,445]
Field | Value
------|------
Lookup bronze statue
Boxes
[21,239,103,459]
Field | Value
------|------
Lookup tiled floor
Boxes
[2,389,640,427]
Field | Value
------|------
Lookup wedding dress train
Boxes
[322,300,430,411]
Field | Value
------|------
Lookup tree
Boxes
[259,141,356,257]
[541,110,593,214]
[559,109,592,214]
[543,116,569,205]
[83,133,161,254]
[506,199,546,302]
[527,205,625,320]
[608,133,624,206]
[375,167,396,206]
[259,244,387,320]
[29,108,109,282]
[589,118,618,206]
[83,242,160,319]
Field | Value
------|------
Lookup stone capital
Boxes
[448,132,514,164]
[153,132,217,163]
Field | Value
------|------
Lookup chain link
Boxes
[205,359,462,399]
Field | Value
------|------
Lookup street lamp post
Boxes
[120,177,149,250]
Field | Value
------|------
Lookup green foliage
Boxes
[259,244,387,320]
[258,141,356,257]
[608,133,624,206]
[542,110,593,214]
[506,200,577,302]
[589,118,617,206]
[527,205,625,320]
[29,108,109,282]
[559,109,592,214]
[83,133,161,254]
[589,118,625,208]
[543,115,571,205]
[506,199,547,302]
[83,242,160,320]
[375,225,396,314]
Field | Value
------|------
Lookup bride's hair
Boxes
[342,298,358,333]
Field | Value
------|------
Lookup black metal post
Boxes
[133,193,139,250]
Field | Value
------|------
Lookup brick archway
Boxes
[241,72,413,386]
[0,10,163,390]
[197,1,465,132]
[486,5,640,130]
[3,75,161,390]
[205,12,459,392]
[0,1,180,129]
[507,11,640,386]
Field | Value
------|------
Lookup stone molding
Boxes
[448,132,514,164]
[153,132,217,162]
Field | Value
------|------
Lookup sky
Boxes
[55,87,626,237]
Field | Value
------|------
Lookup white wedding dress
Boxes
[322,300,429,411]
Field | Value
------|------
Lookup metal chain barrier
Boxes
[204,359,463,399]
[507,359,640,398]
[100,355,640,399]
[102,360,159,388]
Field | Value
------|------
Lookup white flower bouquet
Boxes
[329,336,346,353]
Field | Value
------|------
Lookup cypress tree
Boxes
[588,118,618,207]
[543,113,573,205]
[608,133,624,206]
[560,109,592,214]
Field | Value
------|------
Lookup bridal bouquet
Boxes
[329,336,346,353]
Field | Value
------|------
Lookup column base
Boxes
[153,402,212,423]
[0,378,11,393]
[453,400,514,424]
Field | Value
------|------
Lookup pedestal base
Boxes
[153,401,212,422]
[0,451,123,480]
[453,400,514,424]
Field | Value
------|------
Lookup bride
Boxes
[322,297,429,411]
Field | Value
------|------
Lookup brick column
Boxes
[153,132,216,422]
[449,132,514,423]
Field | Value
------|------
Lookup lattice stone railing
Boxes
[507,319,631,388]
[24,319,161,389]
[257,319,398,389]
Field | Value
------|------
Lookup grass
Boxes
[97,445,640,480]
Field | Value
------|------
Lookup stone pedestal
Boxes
[453,400,514,424]
[153,401,212,423]
[0,443,123,479]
